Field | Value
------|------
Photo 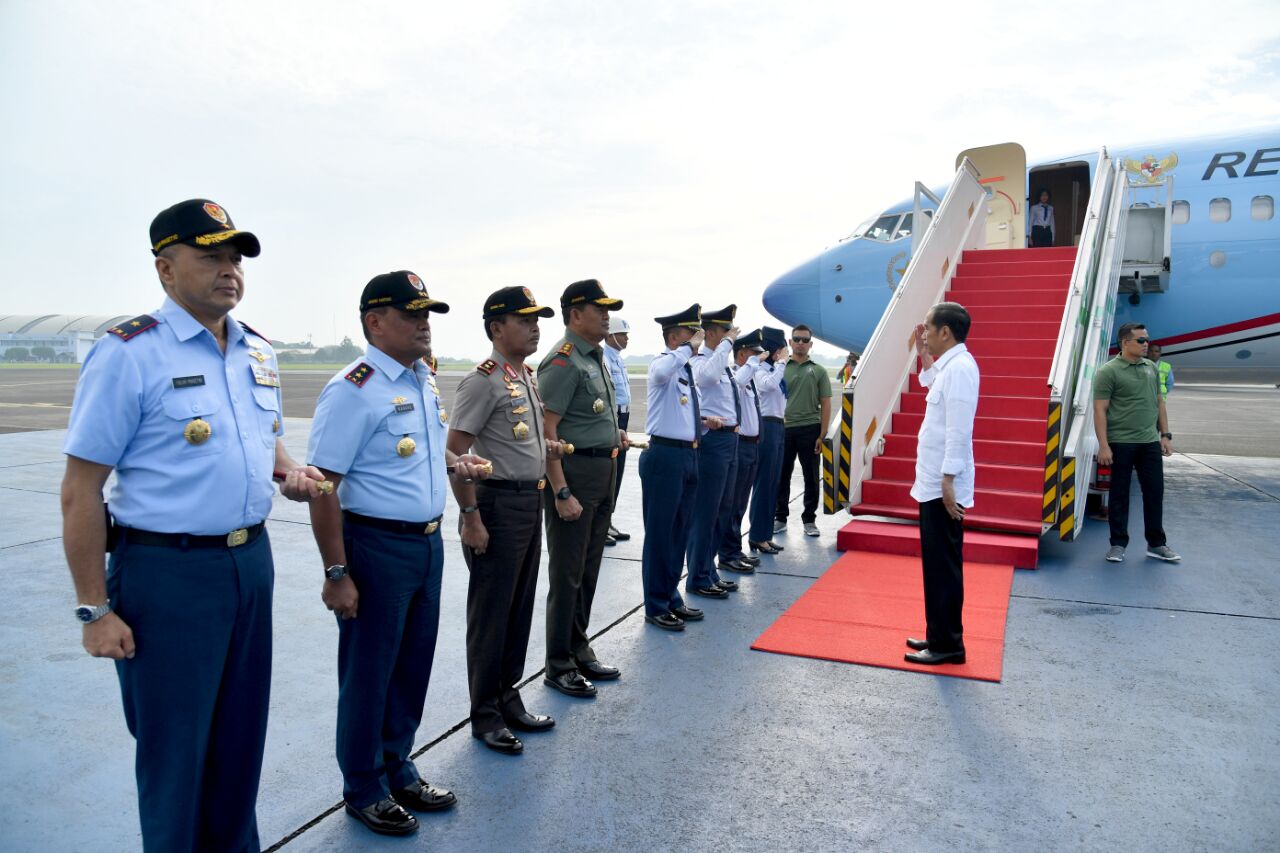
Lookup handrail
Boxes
[910,181,942,260]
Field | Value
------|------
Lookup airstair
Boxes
[821,147,1140,568]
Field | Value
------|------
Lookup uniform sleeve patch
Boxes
[558,342,574,356]
[105,314,158,341]
[477,359,497,375]
[345,362,375,387]
[549,357,570,368]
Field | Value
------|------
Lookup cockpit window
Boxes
[862,214,902,242]
[844,216,877,241]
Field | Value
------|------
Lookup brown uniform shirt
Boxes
[450,349,547,481]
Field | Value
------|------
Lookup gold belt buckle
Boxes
[226,528,249,547]
[692,441,699,449]
[424,521,439,535]
[537,478,546,490]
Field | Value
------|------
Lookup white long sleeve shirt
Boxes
[910,343,980,507]
[755,360,786,419]
[1029,202,1055,242]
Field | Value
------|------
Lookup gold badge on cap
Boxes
[396,436,417,457]
[184,418,212,445]
[592,398,605,414]
[513,421,530,440]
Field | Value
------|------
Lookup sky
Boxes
[3,0,1278,360]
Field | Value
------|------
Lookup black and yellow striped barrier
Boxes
[1057,456,1077,540]
[822,390,856,514]
[1042,400,1062,528]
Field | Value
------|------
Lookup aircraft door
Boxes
[957,143,1028,249]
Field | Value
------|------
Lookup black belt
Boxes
[711,425,739,433]
[651,436,698,449]
[481,478,546,492]
[571,446,620,458]
[763,416,784,424]
[116,522,265,550]
[740,434,760,443]
[344,510,444,536]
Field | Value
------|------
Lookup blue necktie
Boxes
[684,363,701,435]
[726,367,741,425]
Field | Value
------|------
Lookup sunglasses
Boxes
[1132,337,1150,344]
[791,337,812,343]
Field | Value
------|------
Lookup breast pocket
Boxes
[251,386,281,447]
[925,387,943,407]
[160,389,225,457]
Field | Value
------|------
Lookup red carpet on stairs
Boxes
[751,551,1014,682]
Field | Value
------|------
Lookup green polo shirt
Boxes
[1094,356,1160,443]
[782,358,832,428]
[536,328,619,449]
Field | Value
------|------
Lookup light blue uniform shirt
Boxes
[734,356,770,438]
[691,339,751,425]
[645,344,700,441]
[604,344,631,408]
[308,344,447,522]
[755,360,786,419]
[63,297,283,535]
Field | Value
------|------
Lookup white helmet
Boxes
[610,318,631,334]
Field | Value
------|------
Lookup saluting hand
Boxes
[323,576,359,620]
[689,329,705,350]
[726,325,741,343]
[83,612,136,660]
[913,323,928,358]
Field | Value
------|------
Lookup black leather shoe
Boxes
[691,585,729,599]
[740,553,761,566]
[749,540,784,554]
[645,612,685,631]
[719,558,755,574]
[506,711,555,732]
[346,797,419,835]
[604,534,617,547]
[544,671,597,697]
[671,605,704,621]
[576,659,620,681]
[391,779,457,812]
[473,727,523,754]
[905,648,966,665]
[608,526,631,541]
[714,578,739,592]
[906,638,929,651]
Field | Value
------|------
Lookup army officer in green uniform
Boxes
[538,279,629,698]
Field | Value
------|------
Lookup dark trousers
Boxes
[544,454,615,678]
[613,410,630,508]
[1107,441,1167,548]
[463,486,542,734]
[336,523,444,808]
[749,419,785,542]
[718,437,759,560]
[777,422,821,524]
[640,443,698,616]
[918,499,965,654]
[107,531,274,853]
[686,429,737,591]
[1031,224,1053,247]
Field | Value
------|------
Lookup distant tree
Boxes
[4,347,30,362]
[313,337,361,363]
[31,346,57,361]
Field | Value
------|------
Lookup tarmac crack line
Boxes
[1184,454,1280,502]
[1011,593,1279,622]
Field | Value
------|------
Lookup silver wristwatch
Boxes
[75,601,112,624]
[325,564,348,581]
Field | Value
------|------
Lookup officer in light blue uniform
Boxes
[306,270,489,838]
[639,304,707,631]
[718,329,774,572]
[748,326,790,554]
[60,199,323,853]
[603,317,632,542]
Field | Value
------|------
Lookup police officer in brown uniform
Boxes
[538,279,630,698]
[447,286,567,754]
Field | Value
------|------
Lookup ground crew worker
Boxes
[748,326,789,555]
[718,329,772,573]
[447,286,564,755]
[306,271,490,837]
[539,279,629,698]
[639,304,707,631]
[604,317,632,544]
[60,198,323,852]
[1148,343,1175,399]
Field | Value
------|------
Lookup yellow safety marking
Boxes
[1043,487,1057,508]
[864,417,877,446]
[1061,458,1075,479]
[1046,433,1059,455]
[941,257,950,278]
[1047,406,1061,428]
[1044,459,1058,482]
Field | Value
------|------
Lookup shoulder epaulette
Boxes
[477,359,497,375]
[238,320,268,342]
[524,364,534,374]
[345,362,375,387]
[427,356,438,374]
[558,341,574,356]
[106,314,158,341]
[549,357,570,368]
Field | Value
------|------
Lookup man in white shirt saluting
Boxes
[905,302,980,665]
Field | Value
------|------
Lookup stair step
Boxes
[957,289,1070,307]
[962,320,1063,338]
[964,305,1066,323]
[966,247,1077,263]
[836,519,1040,569]
[956,259,1075,277]
[848,502,1044,536]
[872,455,1044,493]
[862,479,1044,520]
[891,411,1047,443]
[964,338,1058,359]
[966,355,1051,378]
[909,373,1049,398]
[949,274,1070,292]
[884,433,1045,467]
[900,391,1049,420]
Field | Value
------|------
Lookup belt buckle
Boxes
[692,441,699,449]
[537,478,546,490]
[226,528,249,547]
[424,521,439,535]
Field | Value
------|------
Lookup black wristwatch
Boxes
[460,504,479,514]
[1161,432,1173,440]
[325,564,348,581]
[555,486,572,501]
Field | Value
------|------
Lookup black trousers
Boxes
[776,423,821,524]
[1107,441,1166,548]
[613,410,629,507]
[463,486,542,734]
[918,498,964,654]
[1030,224,1053,247]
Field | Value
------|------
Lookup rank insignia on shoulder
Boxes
[558,341,574,356]
[524,364,534,374]
[477,359,497,375]
[106,314,158,341]
[238,320,268,342]
[502,363,519,380]
[345,363,375,387]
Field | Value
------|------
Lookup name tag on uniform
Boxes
[251,365,281,387]
[172,375,205,388]
[678,377,689,386]
[395,402,416,413]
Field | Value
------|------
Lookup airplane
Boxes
[762,127,1280,383]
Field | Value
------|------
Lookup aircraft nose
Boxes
[762,254,823,336]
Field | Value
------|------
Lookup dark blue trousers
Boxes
[107,531,274,853]
[685,430,737,591]
[749,419,785,542]
[337,523,444,808]
[640,443,698,617]
[718,437,759,561]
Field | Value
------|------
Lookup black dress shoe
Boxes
[691,585,729,599]
[671,605,704,621]
[749,540,783,554]
[576,659,620,681]
[391,779,457,812]
[346,797,418,835]
[740,553,761,567]
[604,534,616,547]
[905,638,929,651]
[544,671,597,697]
[645,612,685,631]
[719,558,755,574]
[905,648,966,665]
[714,578,739,592]
[473,727,523,754]
[608,526,631,541]
[506,711,555,732]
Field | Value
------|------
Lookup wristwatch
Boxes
[75,601,111,624]
[555,486,572,501]
[460,504,479,514]
[325,564,348,581]
[1161,432,1173,440]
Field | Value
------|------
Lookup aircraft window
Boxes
[1252,195,1274,221]
[844,217,877,241]
[1209,197,1231,223]
[893,214,914,240]
[863,214,902,242]
[1171,200,1190,224]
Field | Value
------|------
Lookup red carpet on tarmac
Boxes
[752,551,1015,682]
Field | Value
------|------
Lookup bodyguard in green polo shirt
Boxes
[775,324,832,537]
[1093,322,1180,564]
